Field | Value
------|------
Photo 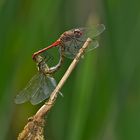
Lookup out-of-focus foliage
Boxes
[0,0,140,140]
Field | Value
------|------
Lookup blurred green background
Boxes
[0,0,140,140]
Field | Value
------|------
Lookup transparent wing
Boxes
[30,76,57,105]
[79,24,105,39]
[62,39,99,59]
[15,73,42,104]
[86,40,99,52]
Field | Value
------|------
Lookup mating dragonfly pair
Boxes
[15,24,105,105]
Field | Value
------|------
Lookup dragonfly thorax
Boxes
[60,29,83,43]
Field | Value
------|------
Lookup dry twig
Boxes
[17,38,92,140]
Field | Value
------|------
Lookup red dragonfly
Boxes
[32,24,105,73]
[33,24,105,60]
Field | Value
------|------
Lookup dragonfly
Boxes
[32,24,105,73]
[15,24,105,105]
[15,55,61,105]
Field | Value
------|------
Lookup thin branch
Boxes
[17,38,92,140]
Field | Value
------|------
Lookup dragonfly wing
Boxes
[62,39,99,59]
[15,73,42,104]
[30,76,57,105]
[86,40,99,52]
[79,24,105,39]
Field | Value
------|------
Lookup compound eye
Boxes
[74,29,82,38]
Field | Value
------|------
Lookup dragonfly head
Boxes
[73,29,83,38]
